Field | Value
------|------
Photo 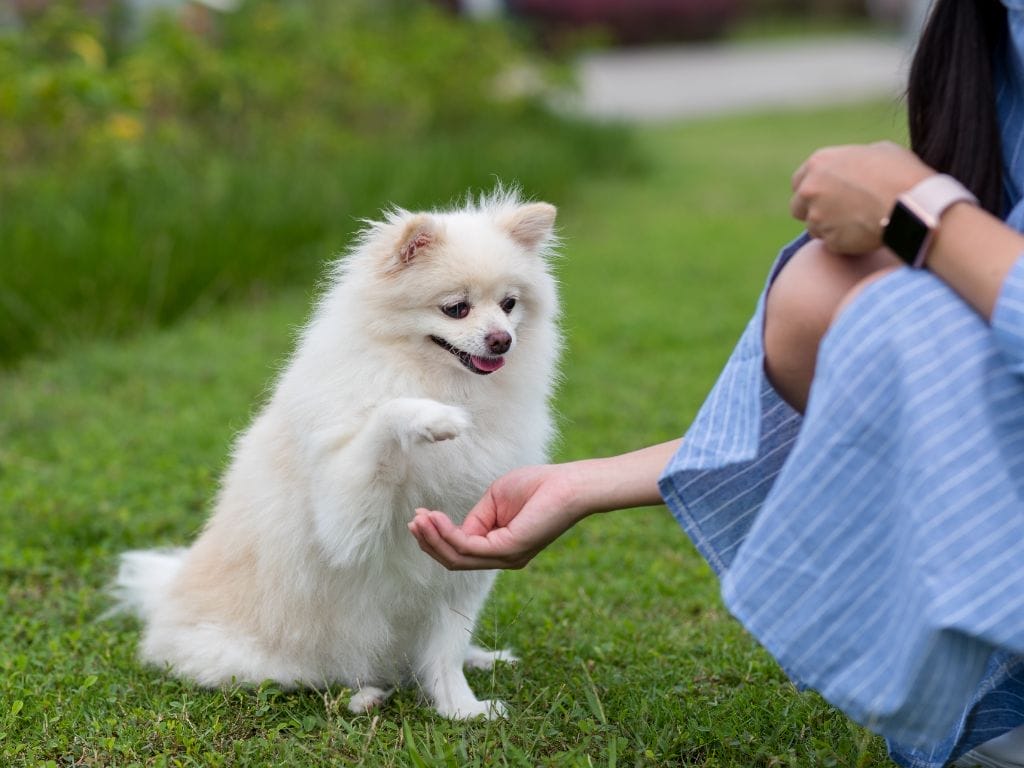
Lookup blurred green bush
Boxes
[0,0,635,366]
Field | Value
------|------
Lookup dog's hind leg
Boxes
[347,685,395,714]
[464,645,518,670]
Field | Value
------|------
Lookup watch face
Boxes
[883,200,929,265]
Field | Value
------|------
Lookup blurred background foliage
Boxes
[0,0,637,367]
[0,0,909,368]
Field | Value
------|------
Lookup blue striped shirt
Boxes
[658,7,1024,766]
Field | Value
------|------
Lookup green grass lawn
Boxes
[1,101,907,767]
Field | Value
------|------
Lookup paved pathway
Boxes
[571,35,911,121]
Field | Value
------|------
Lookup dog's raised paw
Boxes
[410,402,470,444]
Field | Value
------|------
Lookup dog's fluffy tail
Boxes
[107,548,187,621]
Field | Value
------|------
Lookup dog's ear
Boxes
[499,202,557,251]
[392,214,442,271]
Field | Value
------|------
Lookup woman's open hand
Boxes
[408,464,584,570]
[408,440,682,571]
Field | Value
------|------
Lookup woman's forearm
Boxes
[925,202,1024,320]
[408,438,683,571]
[563,438,681,520]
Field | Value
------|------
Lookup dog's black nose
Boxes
[486,331,511,355]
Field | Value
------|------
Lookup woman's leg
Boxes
[763,238,900,413]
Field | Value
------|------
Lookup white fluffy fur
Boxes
[112,189,561,719]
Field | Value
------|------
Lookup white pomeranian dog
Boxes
[112,189,560,719]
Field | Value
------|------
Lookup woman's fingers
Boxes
[789,190,810,223]
[408,509,509,570]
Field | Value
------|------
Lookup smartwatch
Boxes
[881,174,978,268]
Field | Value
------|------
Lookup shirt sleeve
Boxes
[991,252,1024,375]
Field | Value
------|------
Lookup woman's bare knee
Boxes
[764,240,899,413]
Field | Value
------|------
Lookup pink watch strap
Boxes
[898,174,979,267]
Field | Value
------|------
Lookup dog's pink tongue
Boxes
[471,355,505,373]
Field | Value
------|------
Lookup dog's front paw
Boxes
[410,402,470,444]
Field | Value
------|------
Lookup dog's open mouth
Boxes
[430,336,505,375]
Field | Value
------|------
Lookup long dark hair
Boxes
[907,0,1007,214]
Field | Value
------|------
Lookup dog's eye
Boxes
[500,297,517,314]
[441,302,470,319]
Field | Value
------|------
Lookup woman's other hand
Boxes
[790,141,933,254]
